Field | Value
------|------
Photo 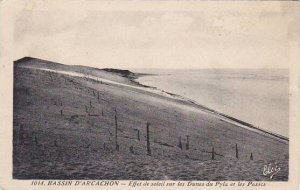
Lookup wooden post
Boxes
[212,147,215,160]
[235,144,239,159]
[250,152,253,160]
[60,101,63,115]
[97,92,100,100]
[178,136,182,150]
[137,129,140,141]
[186,135,190,150]
[115,108,119,151]
[146,122,151,156]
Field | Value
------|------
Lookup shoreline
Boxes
[132,73,289,143]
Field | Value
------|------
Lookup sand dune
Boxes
[13,57,288,180]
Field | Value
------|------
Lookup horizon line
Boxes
[14,56,289,70]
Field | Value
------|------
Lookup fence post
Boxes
[178,136,182,150]
[186,135,190,150]
[115,108,119,151]
[137,129,140,141]
[250,152,253,160]
[235,144,239,159]
[60,101,63,116]
[212,146,215,160]
[146,122,151,156]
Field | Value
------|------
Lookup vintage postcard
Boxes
[0,0,299,190]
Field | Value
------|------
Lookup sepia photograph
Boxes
[1,0,300,189]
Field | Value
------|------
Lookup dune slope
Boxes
[13,58,288,180]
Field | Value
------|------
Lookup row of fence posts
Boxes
[210,144,253,161]
[56,102,256,161]
[19,115,255,161]
[112,114,254,160]
[40,72,256,161]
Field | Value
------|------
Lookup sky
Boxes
[13,1,297,69]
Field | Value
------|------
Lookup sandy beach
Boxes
[13,57,288,180]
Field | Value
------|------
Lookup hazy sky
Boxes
[14,1,296,69]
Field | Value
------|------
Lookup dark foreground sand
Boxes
[13,58,288,180]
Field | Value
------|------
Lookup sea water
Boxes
[133,69,289,137]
